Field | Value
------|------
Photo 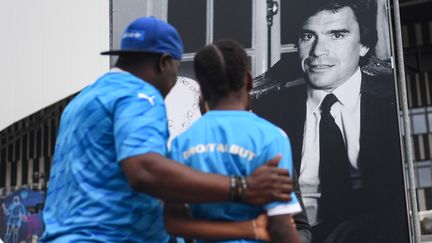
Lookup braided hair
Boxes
[194,40,250,107]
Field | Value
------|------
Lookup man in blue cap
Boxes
[41,16,294,242]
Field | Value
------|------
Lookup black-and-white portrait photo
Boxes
[4,0,432,242]
[252,0,410,242]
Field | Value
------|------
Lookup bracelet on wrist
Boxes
[229,176,237,201]
[252,219,258,240]
[229,176,248,202]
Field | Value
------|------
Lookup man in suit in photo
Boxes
[252,0,409,242]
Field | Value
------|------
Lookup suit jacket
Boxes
[252,72,410,243]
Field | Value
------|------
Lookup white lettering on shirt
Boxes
[182,143,256,161]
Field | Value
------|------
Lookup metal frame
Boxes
[392,0,422,241]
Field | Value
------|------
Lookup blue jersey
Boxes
[42,71,170,243]
[169,111,301,243]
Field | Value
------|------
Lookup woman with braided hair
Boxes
[165,40,301,243]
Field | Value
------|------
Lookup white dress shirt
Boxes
[299,68,362,226]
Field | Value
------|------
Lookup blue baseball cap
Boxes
[101,16,183,60]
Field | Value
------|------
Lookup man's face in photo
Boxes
[298,7,370,91]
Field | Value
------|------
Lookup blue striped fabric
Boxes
[41,71,170,242]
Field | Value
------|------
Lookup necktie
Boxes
[318,93,353,223]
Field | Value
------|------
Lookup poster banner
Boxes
[0,188,45,243]
[165,76,202,146]
[252,0,410,242]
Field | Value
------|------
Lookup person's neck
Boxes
[118,65,167,97]
[211,94,248,111]
[119,65,151,82]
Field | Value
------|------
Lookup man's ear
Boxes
[245,71,253,92]
[360,45,370,57]
[157,54,172,73]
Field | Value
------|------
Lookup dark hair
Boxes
[297,0,377,62]
[194,40,250,105]
[114,52,163,70]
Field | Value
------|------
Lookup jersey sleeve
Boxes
[264,129,302,216]
[114,88,169,162]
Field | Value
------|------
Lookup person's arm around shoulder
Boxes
[121,147,293,204]
[264,130,302,243]
[164,203,270,241]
